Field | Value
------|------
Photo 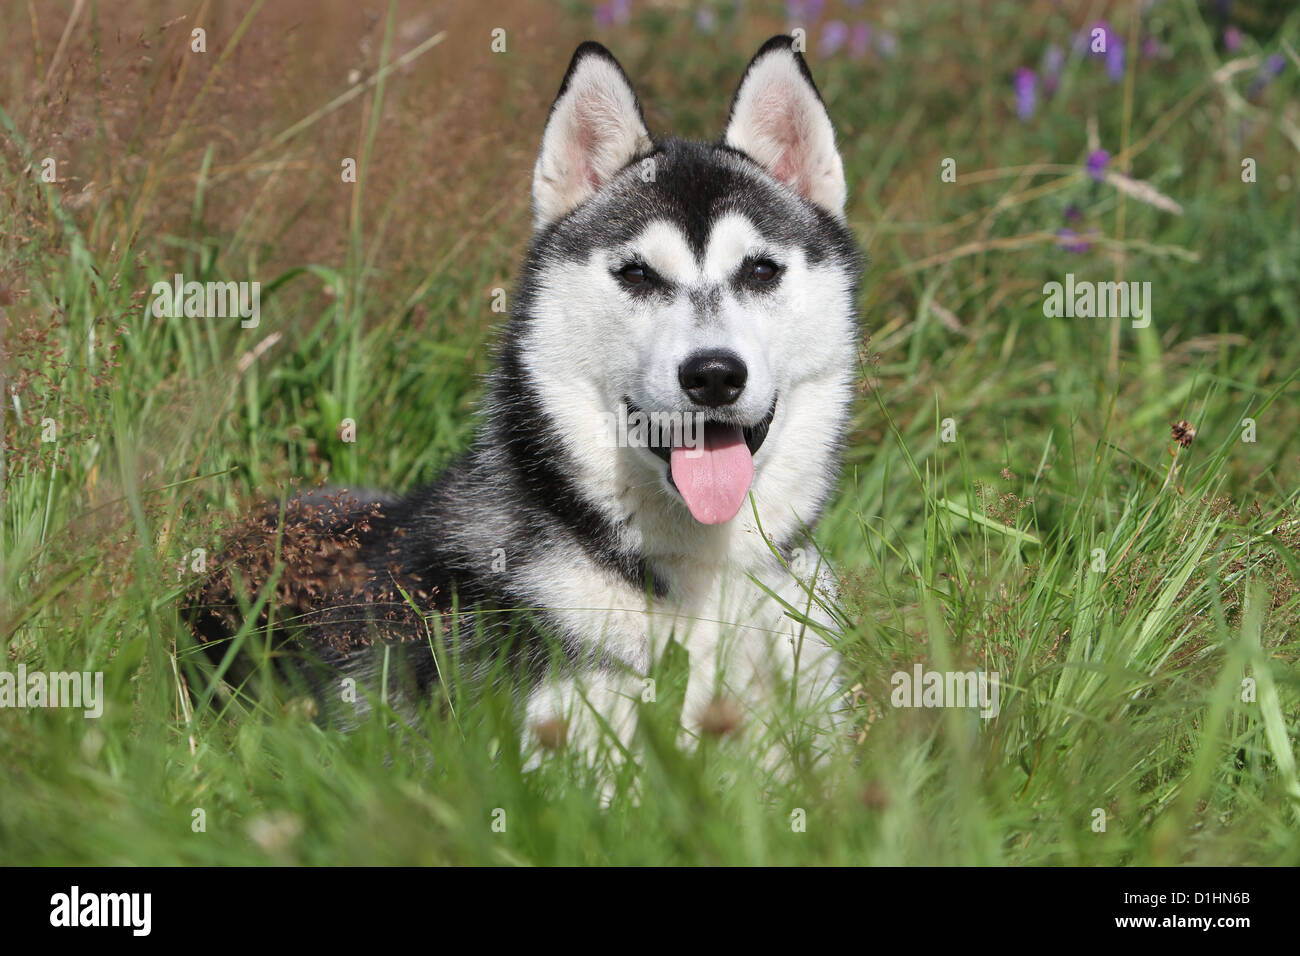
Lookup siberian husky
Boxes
[190,35,863,770]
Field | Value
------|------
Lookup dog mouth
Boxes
[622,396,777,525]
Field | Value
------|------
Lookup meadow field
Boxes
[1,0,1298,865]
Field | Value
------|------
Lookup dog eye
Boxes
[617,263,648,285]
[748,259,779,282]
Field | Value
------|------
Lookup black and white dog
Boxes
[191,36,862,766]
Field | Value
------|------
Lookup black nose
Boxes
[678,351,747,407]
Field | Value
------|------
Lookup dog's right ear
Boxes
[531,42,653,232]
[723,35,847,218]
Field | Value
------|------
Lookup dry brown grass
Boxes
[1,0,598,287]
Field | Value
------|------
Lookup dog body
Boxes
[192,37,862,764]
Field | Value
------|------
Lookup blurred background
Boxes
[2,0,1297,498]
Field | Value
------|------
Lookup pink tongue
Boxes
[670,424,754,525]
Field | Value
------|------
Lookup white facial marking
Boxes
[627,220,696,285]
[701,214,765,283]
[524,187,853,562]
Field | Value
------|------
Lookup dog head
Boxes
[500,37,861,556]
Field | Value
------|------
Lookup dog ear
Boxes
[531,42,653,231]
[723,36,847,217]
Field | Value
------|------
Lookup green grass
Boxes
[1,0,1299,865]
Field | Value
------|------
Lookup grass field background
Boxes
[1,0,1298,865]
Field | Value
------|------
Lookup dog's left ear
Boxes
[532,42,653,231]
[723,36,847,218]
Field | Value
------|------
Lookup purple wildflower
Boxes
[850,22,872,60]
[1057,229,1091,254]
[594,0,631,26]
[1086,149,1110,181]
[875,30,898,59]
[1063,204,1083,223]
[820,20,849,57]
[1106,39,1126,82]
[1041,44,1065,96]
[1224,26,1242,52]
[787,0,826,22]
[1015,68,1038,121]
[1248,53,1286,96]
